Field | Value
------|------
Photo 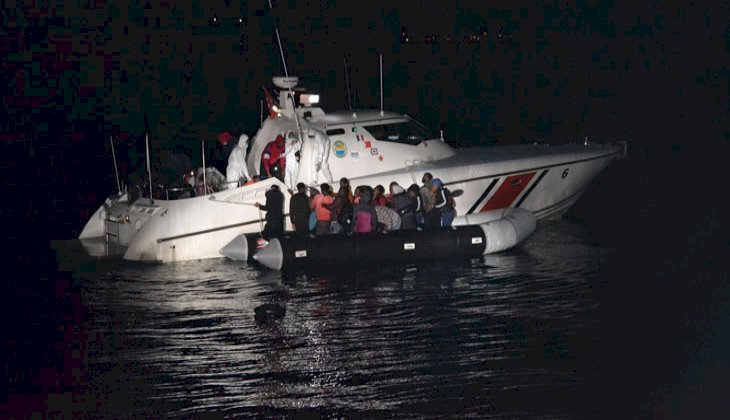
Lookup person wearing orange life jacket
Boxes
[259,134,286,182]
[310,183,334,236]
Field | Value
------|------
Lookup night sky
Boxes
[3,0,728,415]
[2,1,727,242]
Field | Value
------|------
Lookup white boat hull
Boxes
[79,141,624,263]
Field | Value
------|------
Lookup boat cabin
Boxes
[246,77,456,187]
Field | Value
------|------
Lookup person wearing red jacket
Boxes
[259,134,286,182]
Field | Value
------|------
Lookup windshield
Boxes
[363,119,435,145]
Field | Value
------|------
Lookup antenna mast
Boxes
[145,133,153,204]
[268,0,303,141]
[109,135,121,193]
[344,55,353,110]
[379,53,384,115]
[201,140,207,195]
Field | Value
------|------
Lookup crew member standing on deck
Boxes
[260,134,286,182]
[225,134,251,189]
[283,131,302,191]
[307,127,333,185]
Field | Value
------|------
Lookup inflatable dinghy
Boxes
[222,207,535,270]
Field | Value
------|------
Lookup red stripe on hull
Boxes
[480,172,536,212]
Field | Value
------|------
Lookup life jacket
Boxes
[312,194,333,222]
[261,137,286,175]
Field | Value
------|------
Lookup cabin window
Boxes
[362,120,435,145]
[326,128,345,136]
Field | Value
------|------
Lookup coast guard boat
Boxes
[79,76,626,263]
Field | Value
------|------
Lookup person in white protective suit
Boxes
[283,131,302,192]
[308,127,333,185]
[189,166,226,195]
[225,134,251,189]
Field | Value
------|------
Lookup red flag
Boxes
[262,86,277,119]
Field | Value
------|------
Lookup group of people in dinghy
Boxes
[255,173,457,241]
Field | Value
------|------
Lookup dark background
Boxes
[2,1,727,241]
[3,0,728,416]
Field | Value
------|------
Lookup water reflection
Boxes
[51,219,613,416]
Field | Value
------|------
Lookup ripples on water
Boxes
[52,219,616,417]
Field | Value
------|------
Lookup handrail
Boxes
[403,159,434,186]
[157,207,288,243]
[146,179,247,201]
[156,219,262,243]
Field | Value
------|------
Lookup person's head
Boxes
[296,182,306,194]
[238,134,249,147]
[183,170,194,185]
[275,134,285,149]
[357,185,372,203]
[321,183,332,195]
[218,131,233,146]
[269,184,280,192]
[431,178,443,191]
[390,182,405,195]
[374,185,385,197]
[340,177,350,189]
[407,183,420,197]
[422,172,433,184]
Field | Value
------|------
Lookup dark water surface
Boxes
[7,152,729,418]
[10,216,718,418]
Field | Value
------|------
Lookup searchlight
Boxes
[299,93,320,106]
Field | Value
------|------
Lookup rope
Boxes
[205,192,267,238]
[405,160,417,186]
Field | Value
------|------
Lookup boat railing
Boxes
[212,177,279,205]
[148,179,245,201]
[403,159,434,185]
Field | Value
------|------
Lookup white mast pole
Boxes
[268,0,303,141]
[273,26,303,140]
[145,132,153,204]
[109,135,121,193]
[344,55,352,110]
[201,140,207,195]
[379,53,384,116]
